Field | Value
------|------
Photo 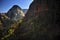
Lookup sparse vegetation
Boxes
[1,20,23,40]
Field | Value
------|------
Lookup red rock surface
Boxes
[5,0,60,40]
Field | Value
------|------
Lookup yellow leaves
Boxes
[1,28,15,40]
[8,29,14,35]
[1,35,10,40]
[1,19,23,40]
[17,20,23,24]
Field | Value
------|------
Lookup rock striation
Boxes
[7,5,25,21]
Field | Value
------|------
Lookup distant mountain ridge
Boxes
[22,9,28,14]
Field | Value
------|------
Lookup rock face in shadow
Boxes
[8,0,60,40]
[0,13,10,27]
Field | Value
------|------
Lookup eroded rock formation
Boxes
[3,0,60,40]
[7,5,25,21]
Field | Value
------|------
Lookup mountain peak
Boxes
[13,5,19,7]
[10,5,21,10]
[7,5,25,21]
[13,5,20,8]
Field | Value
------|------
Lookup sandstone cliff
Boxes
[1,0,60,40]
[12,0,60,40]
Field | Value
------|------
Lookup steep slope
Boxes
[0,5,25,39]
[1,0,60,40]
[0,5,26,27]
[11,0,60,40]
[7,5,25,21]
[0,5,25,27]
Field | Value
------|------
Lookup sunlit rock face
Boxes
[9,0,60,40]
[7,5,25,21]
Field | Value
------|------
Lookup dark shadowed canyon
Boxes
[0,0,60,40]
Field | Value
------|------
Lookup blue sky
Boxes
[0,0,33,13]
